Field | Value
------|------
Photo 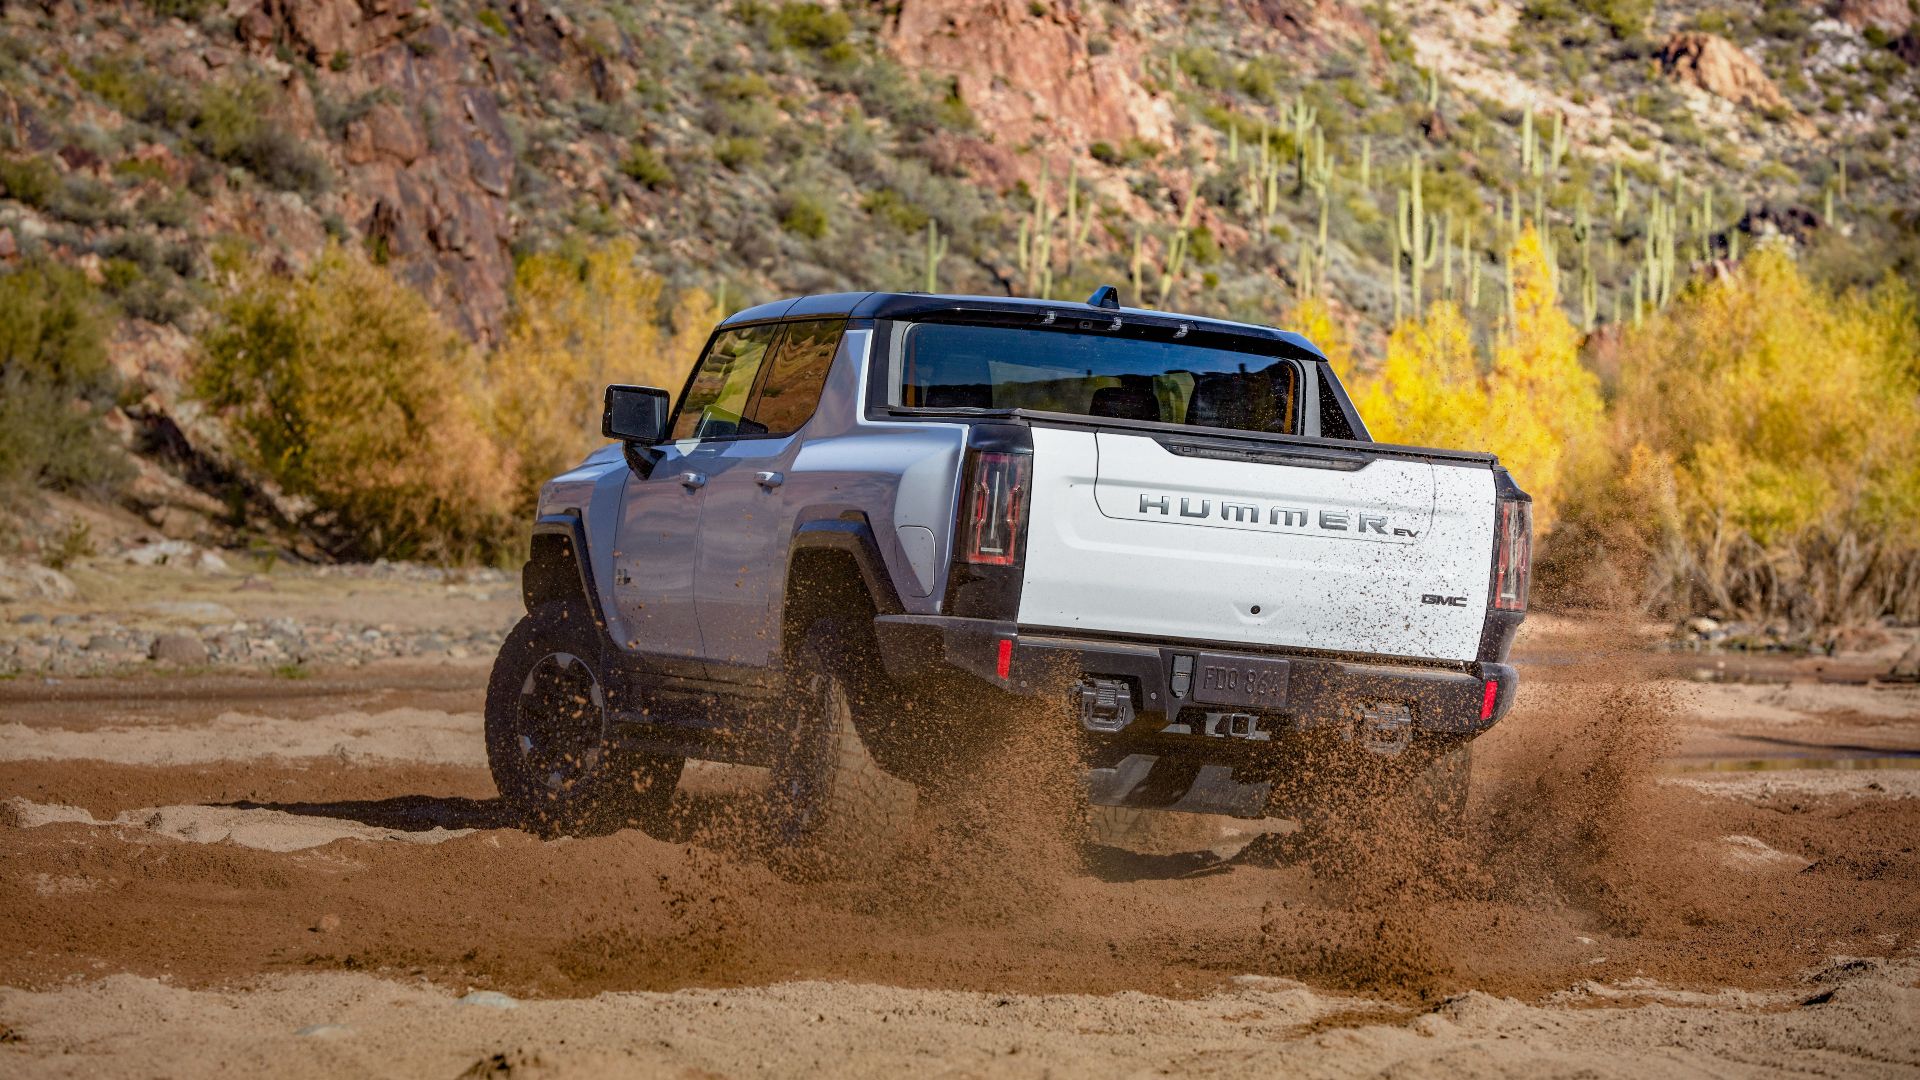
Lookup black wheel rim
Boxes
[515,651,605,802]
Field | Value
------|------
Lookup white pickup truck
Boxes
[490,287,1531,853]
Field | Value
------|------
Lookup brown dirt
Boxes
[0,615,1916,1076]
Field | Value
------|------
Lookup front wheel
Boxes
[485,601,683,838]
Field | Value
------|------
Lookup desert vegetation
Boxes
[0,0,1914,632]
[195,241,719,561]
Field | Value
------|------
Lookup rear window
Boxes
[892,322,1301,435]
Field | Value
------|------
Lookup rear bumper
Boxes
[871,614,1517,739]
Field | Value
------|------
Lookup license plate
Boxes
[1190,653,1290,710]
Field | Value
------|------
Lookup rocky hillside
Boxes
[0,0,1916,560]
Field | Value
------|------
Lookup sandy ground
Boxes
[1,582,1917,1077]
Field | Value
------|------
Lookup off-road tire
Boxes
[765,640,917,879]
[485,600,683,839]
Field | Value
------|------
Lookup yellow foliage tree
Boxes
[1487,226,1605,535]
[196,244,516,562]
[1287,295,1361,383]
[1352,226,1601,534]
[1585,245,1920,623]
[488,241,717,505]
[664,283,721,384]
[1354,298,1486,451]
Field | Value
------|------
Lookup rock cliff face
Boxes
[1838,0,1915,37]
[1658,31,1793,112]
[885,0,1175,163]
[229,0,516,343]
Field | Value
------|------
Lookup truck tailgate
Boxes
[1016,426,1497,663]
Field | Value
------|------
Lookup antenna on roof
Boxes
[1086,285,1121,310]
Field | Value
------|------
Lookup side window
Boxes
[671,324,779,441]
[749,319,841,436]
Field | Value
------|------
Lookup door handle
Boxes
[755,471,784,489]
[678,471,707,489]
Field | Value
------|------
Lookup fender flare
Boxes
[787,512,906,617]
[523,513,609,627]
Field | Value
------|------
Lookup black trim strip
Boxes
[1009,410,1498,466]
[1159,438,1371,471]
[1016,624,1475,673]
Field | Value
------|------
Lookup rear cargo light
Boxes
[1492,498,1532,612]
[961,451,1030,566]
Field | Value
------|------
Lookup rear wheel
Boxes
[485,601,683,838]
[765,640,917,878]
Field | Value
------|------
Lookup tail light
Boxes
[961,450,1030,566]
[1492,498,1532,612]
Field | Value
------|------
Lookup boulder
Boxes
[1658,32,1791,111]
[150,632,210,666]
[0,560,78,603]
[1890,642,1920,682]
[1838,0,1913,37]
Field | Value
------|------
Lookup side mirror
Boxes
[603,384,672,444]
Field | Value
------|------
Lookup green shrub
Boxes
[770,2,852,50]
[932,77,974,130]
[192,80,331,193]
[1581,0,1649,38]
[714,135,765,169]
[860,188,929,232]
[1756,0,1810,39]
[1090,137,1161,166]
[0,258,128,494]
[141,0,212,18]
[0,155,59,208]
[1175,47,1232,92]
[778,191,830,238]
[195,245,516,562]
[48,175,128,227]
[476,8,510,37]
[619,143,675,189]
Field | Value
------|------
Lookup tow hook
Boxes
[1075,677,1136,733]
[1202,712,1270,741]
[1353,702,1414,756]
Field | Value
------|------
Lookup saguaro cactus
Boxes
[1129,224,1146,305]
[1547,111,1569,173]
[1572,201,1597,332]
[1520,104,1533,173]
[1018,162,1065,299]
[1156,195,1199,307]
[1063,161,1095,276]
[1396,153,1440,318]
[1303,128,1333,201]
[1288,96,1318,194]
[923,220,948,293]
[1464,217,1481,311]
[1640,194,1677,311]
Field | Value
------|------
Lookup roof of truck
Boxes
[716,291,1330,362]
